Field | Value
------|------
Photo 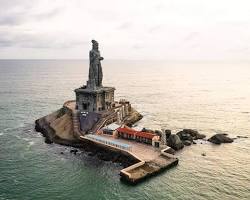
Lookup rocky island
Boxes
[35,40,238,184]
[35,40,179,184]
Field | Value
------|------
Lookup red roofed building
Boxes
[117,127,157,145]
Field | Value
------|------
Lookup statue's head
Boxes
[91,40,99,50]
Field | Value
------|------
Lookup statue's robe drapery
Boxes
[88,49,103,88]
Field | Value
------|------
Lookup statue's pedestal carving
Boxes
[75,85,115,112]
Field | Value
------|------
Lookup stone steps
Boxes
[72,111,83,137]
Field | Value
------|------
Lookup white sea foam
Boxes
[4,123,25,132]
[0,132,4,136]
[28,141,35,146]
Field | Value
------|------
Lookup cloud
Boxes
[0,16,22,26]
[0,1,63,26]
[148,25,164,33]
[1,0,250,60]
[0,30,88,49]
[34,8,64,21]
[183,32,199,42]
[132,43,145,49]
[117,22,133,30]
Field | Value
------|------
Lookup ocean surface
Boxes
[0,60,249,200]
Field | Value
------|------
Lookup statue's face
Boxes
[93,43,98,50]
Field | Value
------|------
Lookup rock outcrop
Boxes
[176,131,193,142]
[35,106,143,146]
[182,129,206,140]
[35,107,82,146]
[123,108,143,127]
[208,133,234,144]
[176,129,206,144]
[167,134,184,150]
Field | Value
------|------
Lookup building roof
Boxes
[117,127,156,139]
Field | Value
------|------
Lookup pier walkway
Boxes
[84,134,132,152]
[80,133,178,184]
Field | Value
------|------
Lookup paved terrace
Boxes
[93,134,162,161]
[80,133,178,184]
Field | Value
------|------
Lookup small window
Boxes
[83,103,88,110]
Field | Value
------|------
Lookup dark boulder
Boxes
[176,131,193,142]
[183,129,198,136]
[44,137,53,144]
[88,152,95,156]
[164,129,171,139]
[154,130,162,136]
[208,134,234,144]
[195,133,206,140]
[183,140,192,146]
[167,134,184,151]
[182,129,206,140]
[142,127,155,134]
[70,149,78,154]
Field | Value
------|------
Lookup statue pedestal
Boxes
[75,85,115,112]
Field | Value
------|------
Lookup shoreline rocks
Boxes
[123,108,143,127]
[237,135,248,139]
[167,134,184,150]
[183,140,192,146]
[176,129,206,146]
[182,129,206,140]
[208,133,234,144]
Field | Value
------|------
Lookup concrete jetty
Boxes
[79,134,178,184]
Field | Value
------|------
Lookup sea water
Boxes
[0,60,249,200]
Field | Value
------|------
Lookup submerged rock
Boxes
[167,134,184,151]
[183,140,192,146]
[70,149,78,154]
[208,133,234,144]
[237,135,248,139]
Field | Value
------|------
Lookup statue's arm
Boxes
[89,51,96,62]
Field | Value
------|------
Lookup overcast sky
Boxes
[1,0,250,60]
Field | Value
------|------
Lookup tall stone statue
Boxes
[87,40,103,89]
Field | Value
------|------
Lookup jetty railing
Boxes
[84,134,132,152]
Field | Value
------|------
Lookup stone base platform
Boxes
[120,155,178,184]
